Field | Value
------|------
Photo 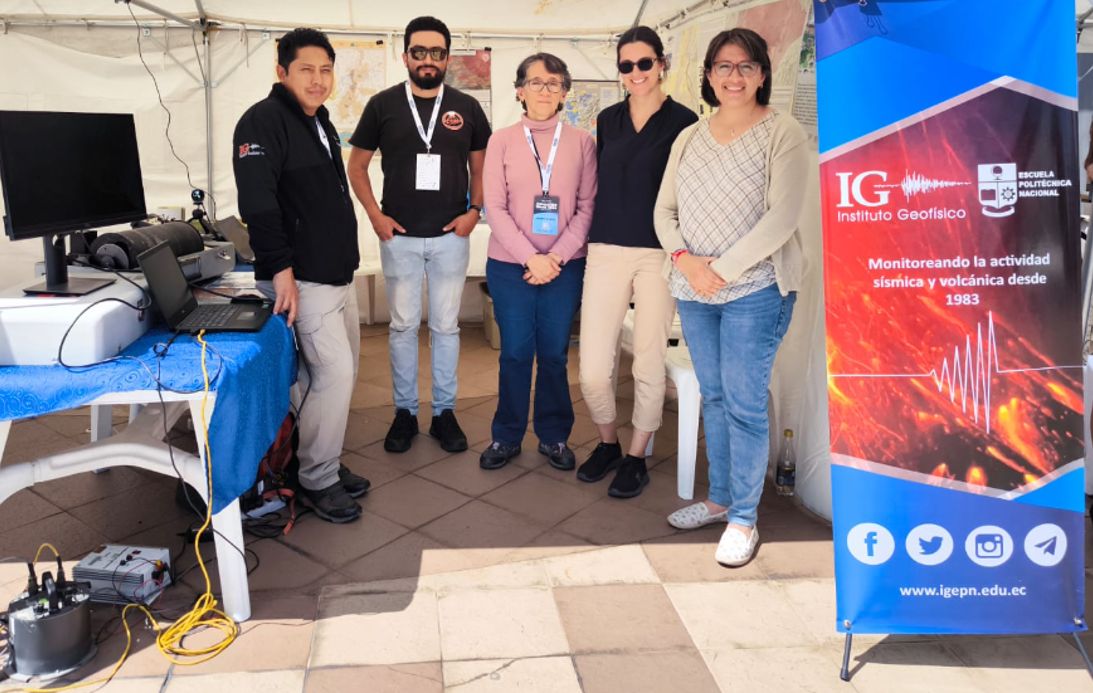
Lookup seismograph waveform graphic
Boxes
[877,171,970,200]
[832,312,1073,434]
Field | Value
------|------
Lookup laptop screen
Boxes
[137,242,196,327]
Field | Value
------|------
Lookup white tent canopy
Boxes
[7,0,1088,522]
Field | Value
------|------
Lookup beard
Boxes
[408,65,446,90]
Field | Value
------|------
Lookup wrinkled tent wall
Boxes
[0,1,833,521]
[0,24,620,282]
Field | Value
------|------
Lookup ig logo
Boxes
[835,171,891,208]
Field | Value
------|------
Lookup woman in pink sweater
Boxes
[479,52,597,471]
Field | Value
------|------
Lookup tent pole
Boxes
[116,0,199,29]
[204,24,215,218]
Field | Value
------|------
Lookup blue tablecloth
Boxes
[0,319,297,512]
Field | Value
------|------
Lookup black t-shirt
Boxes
[350,83,491,237]
[588,96,698,248]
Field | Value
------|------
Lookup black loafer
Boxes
[480,441,521,470]
[538,442,576,471]
[430,409,468,452]
[384,408,418,453]
[576,442,623,482]
[338,464,371,499]
[608,455,649,499]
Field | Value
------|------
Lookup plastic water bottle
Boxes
[775,429,796,497]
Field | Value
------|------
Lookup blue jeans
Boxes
[380,233,470,415]
[677,284,796,527]
[487,257,585,445]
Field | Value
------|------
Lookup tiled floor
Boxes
[1,324,1091,692]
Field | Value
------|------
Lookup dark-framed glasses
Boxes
[408,45,449,61]
[524,79,565,93]
[711,60,760,78]
[618,57,656,74]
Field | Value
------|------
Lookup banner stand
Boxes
[815,1,1089,680]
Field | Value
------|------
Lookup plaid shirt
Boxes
[670,115,776,304]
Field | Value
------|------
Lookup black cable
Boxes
[126,2,219,214]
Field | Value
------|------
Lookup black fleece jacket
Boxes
[232,84,359,285]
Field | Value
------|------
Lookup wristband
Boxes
[671,248,689,264]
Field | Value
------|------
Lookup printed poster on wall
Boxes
[815,0,1085,634]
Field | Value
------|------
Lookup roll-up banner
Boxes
[815,0,1085,634]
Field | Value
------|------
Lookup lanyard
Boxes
[523,121,563,195]
[404,81,444,153]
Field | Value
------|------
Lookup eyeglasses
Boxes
[407,45,448,61]
[523,79,565,93]
[710,60,760,78]
[618,57,656,74]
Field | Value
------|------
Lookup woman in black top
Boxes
[575,26,698,498]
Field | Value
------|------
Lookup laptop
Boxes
[212,216,256,264]
[137,242,270,333]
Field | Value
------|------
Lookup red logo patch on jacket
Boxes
[441,111,464,131]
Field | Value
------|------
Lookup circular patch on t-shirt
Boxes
[442,111,465,131]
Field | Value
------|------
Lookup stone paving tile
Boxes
[165,669,305,692]
[312,588,440,667]
[340,450,412,491]
[845,641,990,692]
[0,510,108,558]
[575,651,721,693]
[305,663,443,693]
[554,584,694,654]
[414,450,528,497]
[277,510,410,570]
[357,436,453,472]
[0,488,62,533]
[30,466,151,510]
[481,470,602,527]
[940,635,1093,692]
[665,581,818,651]
[541,544,660,587]
[67,481,189,542]
[443,657,582,693]
[437,587,569,661]
[556,497,677,546]
[337,531,446,584]
[362,475,472,529]
[641,530,770,583]
[418,500,550,550]
[701,646,847,693]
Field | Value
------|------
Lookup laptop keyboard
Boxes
[179,304,237,330]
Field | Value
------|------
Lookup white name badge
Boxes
[416,153,441,191]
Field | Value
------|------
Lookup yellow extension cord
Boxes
[9,331,238,693]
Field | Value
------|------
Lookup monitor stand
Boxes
[23,235,114,296]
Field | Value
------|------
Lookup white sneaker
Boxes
[715,525,758,567]
[667,502,729,530]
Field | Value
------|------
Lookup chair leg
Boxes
[676,374,701,500]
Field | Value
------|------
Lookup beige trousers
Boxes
[259,280,360,491]
[578,243,676,433]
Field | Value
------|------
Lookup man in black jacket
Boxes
[233,28,368,523]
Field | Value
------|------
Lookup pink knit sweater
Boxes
[483,113,597,265]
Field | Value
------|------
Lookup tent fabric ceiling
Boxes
[3,0,694,34]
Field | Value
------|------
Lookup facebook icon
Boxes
[848,523,894,565]
[864,531,878,557]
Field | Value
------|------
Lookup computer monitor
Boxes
[0,111,149,295]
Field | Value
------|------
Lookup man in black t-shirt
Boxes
[348,16,491,455]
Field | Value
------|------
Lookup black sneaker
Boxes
[384,408,418,453]
[301,481,362,523]
[538,442,576,471]
[338,464,371,499]
[429,409,468,452]
[576,442,623,482]
[608,455,650,498]
[480,441,521,470]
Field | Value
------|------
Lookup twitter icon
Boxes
[906,524,954,566]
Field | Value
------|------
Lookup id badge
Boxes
[416,153,441,191]
[532,194,560,236]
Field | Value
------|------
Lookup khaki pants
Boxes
[259,280,360,491]
[578,243,676,433]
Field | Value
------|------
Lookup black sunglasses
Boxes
[408,45,449,61]
[618,57,656,74]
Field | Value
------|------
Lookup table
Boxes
[0,319,296,622]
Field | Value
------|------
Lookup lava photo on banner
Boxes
[823,85,1084,492]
